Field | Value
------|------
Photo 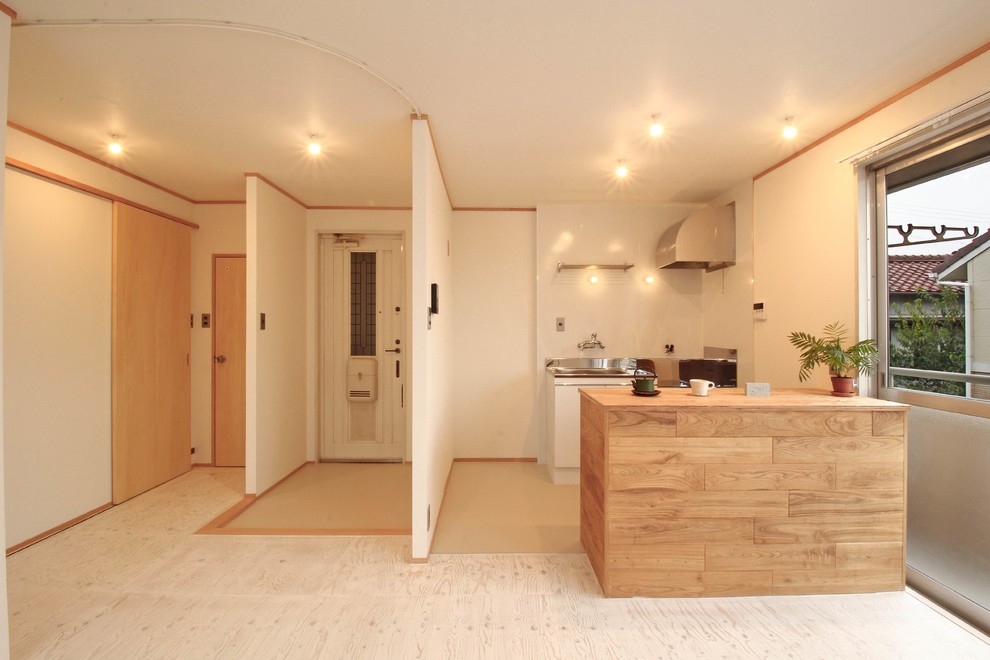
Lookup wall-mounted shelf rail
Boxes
[556,262,634,272]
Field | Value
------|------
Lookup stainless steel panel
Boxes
[907,406,990,627]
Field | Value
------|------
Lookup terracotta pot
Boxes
[830,376,857,397]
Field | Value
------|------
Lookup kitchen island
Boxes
[580,387,908,598]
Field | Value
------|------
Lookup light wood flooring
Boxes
[7,466,990,659]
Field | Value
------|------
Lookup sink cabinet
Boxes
[546,372,631,484]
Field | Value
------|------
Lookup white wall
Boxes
[536,204,700,361]
[305,209,412,462]
[3,170,112,548]
[752,50,990,388]
[451,210,537,458]
[189,204,246,463]
[703,182,755,384]
[411,119,454,558]
[0,12,11,652]
[246,177,307,494]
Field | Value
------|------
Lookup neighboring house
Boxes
[936,231,990,399]
[887,253,970,395]
[888,254,952,311]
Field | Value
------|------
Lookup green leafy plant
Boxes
[787,322,879,382]
[890,285,965,396]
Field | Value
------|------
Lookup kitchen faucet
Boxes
[577,332,605,350]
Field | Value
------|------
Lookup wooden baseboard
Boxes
[202,526,412,537]
[195,495,258,533]
[257,461,313,498]
[6,502,114,556]
[453,457,537,462]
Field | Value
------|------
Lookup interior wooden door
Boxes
[112,202,191,503]
[213,255,246,467]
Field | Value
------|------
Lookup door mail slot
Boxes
[347,357,378,402]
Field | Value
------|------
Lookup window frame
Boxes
[870,117,990,418]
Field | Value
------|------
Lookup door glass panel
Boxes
[350,252,376,356]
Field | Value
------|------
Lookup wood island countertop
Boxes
[579,386,909,411]
[579,387,908,598]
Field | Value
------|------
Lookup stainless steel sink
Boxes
[545,357,637,377]
[550,367,630,375]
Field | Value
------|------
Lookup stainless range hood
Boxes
[655,204,735,272]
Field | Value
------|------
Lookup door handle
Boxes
[385,348,401,354]
[214,355,226,364]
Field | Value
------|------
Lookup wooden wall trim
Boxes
[245,172,308,208]
[195,494,258,533]
[755,38,990,180]
[453,207,537,212]
[6,158,200,229]
[0,2,16,19]
[453,457,538,462]
[8,121,197,203]
[6,502,113,556]
[196,200,247,205]
[309,205,413,211]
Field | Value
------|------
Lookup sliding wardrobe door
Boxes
[112,202,192,503]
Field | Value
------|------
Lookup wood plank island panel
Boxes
[579,387,908,598]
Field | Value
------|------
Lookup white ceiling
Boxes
[9,1,990,208]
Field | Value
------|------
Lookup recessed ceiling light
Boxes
[307,136,321,155]
[108,135,123,155]
[644,275,656,284]
[782,117,798,140]
[615,160,629,178]
[649,114,664,138]
[589,275,600,284]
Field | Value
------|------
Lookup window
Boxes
[873,122,990,415]
[350,252,377,356]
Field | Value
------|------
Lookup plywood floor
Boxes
[7,467,990,659]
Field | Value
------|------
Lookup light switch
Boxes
[260,313,266,330]
[556,317,565,332]
[201,313,211,328]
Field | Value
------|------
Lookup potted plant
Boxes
[787,322,879,397]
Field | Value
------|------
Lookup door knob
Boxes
[385,348,401,354]
[214,355,226,363]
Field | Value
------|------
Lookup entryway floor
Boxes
[431,461,580,554]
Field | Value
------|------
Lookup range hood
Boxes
[655,204,735,272]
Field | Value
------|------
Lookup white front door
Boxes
[320,234,406,461]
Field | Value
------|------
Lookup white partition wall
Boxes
[410,119,454,559]
[245,176,308,495]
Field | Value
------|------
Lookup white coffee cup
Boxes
[690,379,715,396]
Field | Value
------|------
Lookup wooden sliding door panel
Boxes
[112,203,191,503]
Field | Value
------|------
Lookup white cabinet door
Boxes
[550,378,630,473]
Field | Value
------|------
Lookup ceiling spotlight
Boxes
[615,160,629,178]
[589,275,600,284]
[307,136,321,155]
[108,135,123,155]
[649,115,664,138]
[644,275,656,284]
[782,117,798,140]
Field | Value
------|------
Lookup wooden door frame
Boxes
[212,253,247,466]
